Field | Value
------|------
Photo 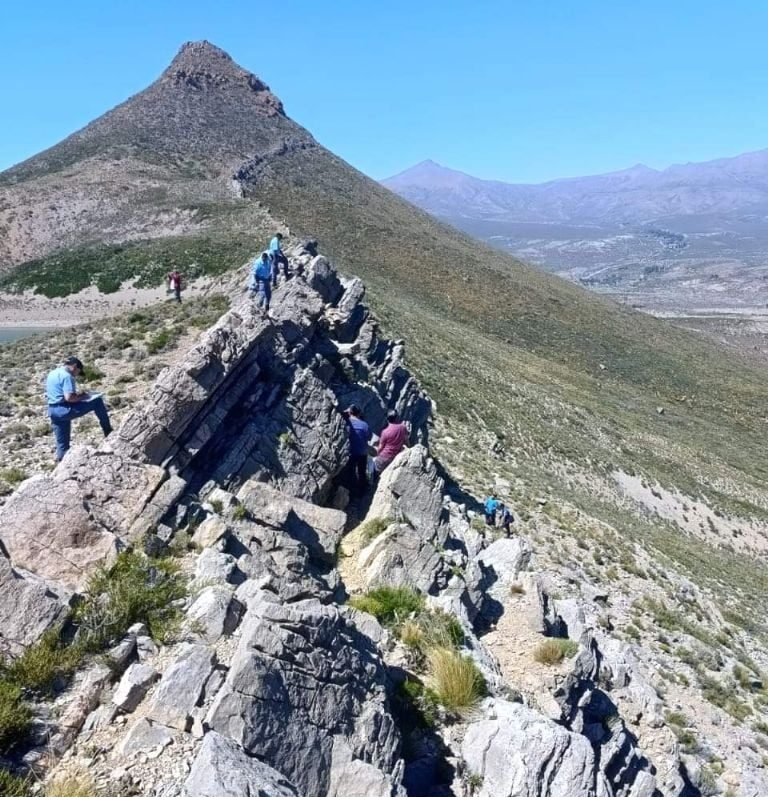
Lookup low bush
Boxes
[0,467,27,485]
[0,770,30,797]
[349,586,425,626]
[73,551,186,649]
[427,647,486,714]
[45,776,97,797]
[0,680,32,754]
[5,628,81,695]
[533,638,579,665]
[359,516,395,544]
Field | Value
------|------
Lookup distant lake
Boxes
[0,327,55,345]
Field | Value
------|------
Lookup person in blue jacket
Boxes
[46,356,113,462]
[343,404,371,494]
[269,233,290,286]
[484,494,500,526]
[250,251,273,312]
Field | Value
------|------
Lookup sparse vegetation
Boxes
[533,638,579,665]
[426,647,486,714]
[73,550,187,649]
[349,586,425,626]
[0,467,26,485]
[359,516,395,544]
[0,680,32,754]
[0,770,31,797]
[45,775,97,797]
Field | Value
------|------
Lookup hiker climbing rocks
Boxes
[374,409,408,474]
[499,503,515,536]
[168,269,183,303]
[250,251,273,312]
[46,356,113,462]
[343,404,371,494]
[484,494,500,526]
[269,232,290,286]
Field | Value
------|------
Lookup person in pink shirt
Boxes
[374,410,409,474]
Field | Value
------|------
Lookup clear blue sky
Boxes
[1,0,767,183]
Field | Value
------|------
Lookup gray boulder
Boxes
[236,481,346,563]
[112,662,158,712]
[358,523,442,592]
[207,593,402,797]
[185,586,243,643]
[0,447,166,591]
[0,552,69,658]
[183,731,303,797]
[147,643,216,731]
[462,699,597,797]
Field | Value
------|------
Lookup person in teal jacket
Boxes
[269,233,290,286]
[484,494,500,526]
[250,252,273,311]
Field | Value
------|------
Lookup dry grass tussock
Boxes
[427,647,486,714]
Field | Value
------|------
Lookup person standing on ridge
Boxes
[168,270,183,303]
[46,356,113,462]
[374,410,408,475]
[499,503,514,536]
[484,494,500,526]
[343,404,371,494]
[250,251,273,313]
[269,232,290,286]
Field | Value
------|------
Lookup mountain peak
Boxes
[159,40,285,115]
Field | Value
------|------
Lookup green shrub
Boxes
[398,677,439,728]
[427,647,486,714]
[5,628,81,695]
[209,499,224,514]
[0,680,32,754]
[0,467,27,485]
[533,638,579,665]
[359,516,395,544]
[74,551,186,649]
[232,503,249,521]
[80,364,105,382]
[349,586,425,626]
[0,769,31,796]
[145,327,177,355]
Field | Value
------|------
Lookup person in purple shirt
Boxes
[343,404,371,494]
[374,410,408,474]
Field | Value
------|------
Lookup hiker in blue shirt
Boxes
[46,355,113,462]
[343,404,371,494]
[250,251,273,312]
[484,494,500,526]
[269,233,290,286]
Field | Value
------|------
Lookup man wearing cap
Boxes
[46,356,113,462]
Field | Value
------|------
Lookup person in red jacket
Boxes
[374,410,408,474]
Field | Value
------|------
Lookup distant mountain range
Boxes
[382,156,768,308]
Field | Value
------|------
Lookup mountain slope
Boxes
[3,45,768,788]
[383,154,768,225]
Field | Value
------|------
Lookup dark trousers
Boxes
[271,252,289,286]
[173,286,181,303]
[48,397,112,461]
[350,454,368,494]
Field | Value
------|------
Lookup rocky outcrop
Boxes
[208,592,403,797]
[462,698,600,797]
[0,244,708,797]
[0,243,430,597]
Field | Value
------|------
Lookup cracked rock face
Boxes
[462,698,599,797]
[207,592,402,797]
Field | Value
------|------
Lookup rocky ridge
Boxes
[0,245,762,797]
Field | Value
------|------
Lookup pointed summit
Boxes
[158,40,284,115]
